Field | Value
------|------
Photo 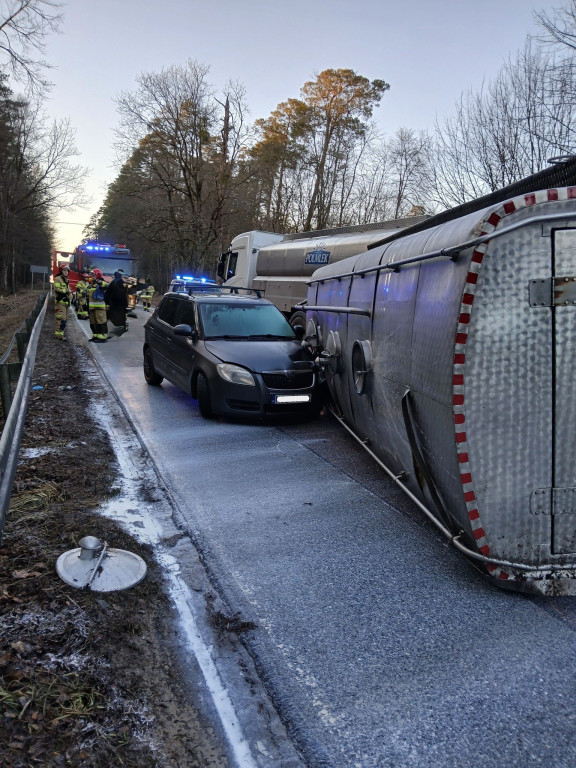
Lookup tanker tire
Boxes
[143,349,163,386]
[196,373,214,418]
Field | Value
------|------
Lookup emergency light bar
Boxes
[175,275,213,283]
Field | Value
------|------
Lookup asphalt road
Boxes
[81,306,576,768]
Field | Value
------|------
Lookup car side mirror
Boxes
[173,324,197,340]
[293,325,305,340]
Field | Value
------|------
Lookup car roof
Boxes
[162,291,274,306]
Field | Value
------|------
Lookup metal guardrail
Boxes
[0,293,48,545]
[0,293,47,415]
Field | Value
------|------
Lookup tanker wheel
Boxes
[290,310,306,331]
[196,373,214,418]
[143,348,163,386]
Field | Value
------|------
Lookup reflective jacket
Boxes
[54,273,71,304]
[88,280,107,309]
[75,279,88,298]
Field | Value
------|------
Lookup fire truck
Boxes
[52,241,137,289]
[52,241,139,309]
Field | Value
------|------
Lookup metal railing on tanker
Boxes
[0,293,48,546]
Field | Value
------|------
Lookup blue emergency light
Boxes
[80,243,111,252]
[175,274,212,283]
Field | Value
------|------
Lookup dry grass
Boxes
[0,292,228,768]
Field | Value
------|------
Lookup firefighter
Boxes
[75,273,90,319]
[142,278,155,312]
[53,263,72,340]
[87,269,109,343]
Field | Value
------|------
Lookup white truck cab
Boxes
[218,231,283,288]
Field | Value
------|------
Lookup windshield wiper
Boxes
[245,334,294,340]
[205,334,237,339]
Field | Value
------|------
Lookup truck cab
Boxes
[218,231,284,288]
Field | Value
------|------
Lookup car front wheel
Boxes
[196,373,214,418]
[143,348,163,385]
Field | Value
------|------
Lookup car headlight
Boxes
[216,363,256,386]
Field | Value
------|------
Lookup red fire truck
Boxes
[52,242,139,311]
[52,241,137,291]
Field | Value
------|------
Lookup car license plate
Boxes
[273,394,311,404]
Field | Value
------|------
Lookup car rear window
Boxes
[199,303,295,339]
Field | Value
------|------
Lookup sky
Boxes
[37,0,563,252]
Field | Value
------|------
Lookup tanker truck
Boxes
[303,155,576,594]
[217,217,428,327]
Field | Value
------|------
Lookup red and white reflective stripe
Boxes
[452,186,576,580]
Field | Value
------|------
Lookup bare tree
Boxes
[431,42,576,208]
[113,60,252,276]
[341,128,433,225]
[0,0,62,92]
[15,101,88,211]
[388,128,433,218]
[536,1,576,52]
[346,141,395,225]
[0,78,87,292]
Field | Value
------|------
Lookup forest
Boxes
[2,1,576,292]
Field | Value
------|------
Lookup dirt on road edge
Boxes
[0,295,230,768]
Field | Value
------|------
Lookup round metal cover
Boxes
[56,545,147,592]
[351,340,373,395]
[325,330,342,374]
[305,318,320,349]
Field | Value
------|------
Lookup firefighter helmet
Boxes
[58,262,70,271]
[92,269,104,279]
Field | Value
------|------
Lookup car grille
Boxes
[261,372,314,390]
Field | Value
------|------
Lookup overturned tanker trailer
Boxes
[305,174,576,595]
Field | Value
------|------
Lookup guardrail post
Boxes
[0,365,10,416]
[0,362,23,417]
[16,331,30,361]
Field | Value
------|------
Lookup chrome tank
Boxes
[253,229,407,316]
[307,189,576,594]
[255,230,407,277]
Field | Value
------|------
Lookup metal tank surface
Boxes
[306,187,576,595]
[252,227,413,315]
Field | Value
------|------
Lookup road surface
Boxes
[77,306,576,768]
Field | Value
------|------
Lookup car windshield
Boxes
[199,303,296,339]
